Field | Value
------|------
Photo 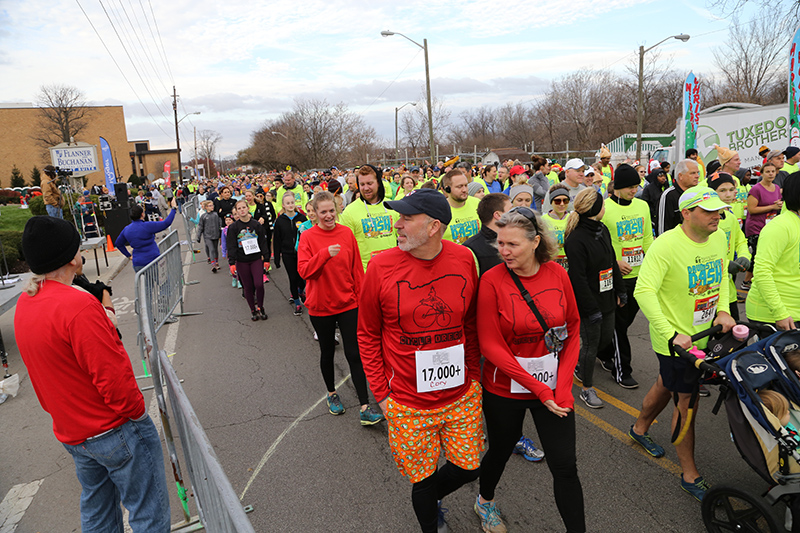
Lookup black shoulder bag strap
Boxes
[506,265,549,333]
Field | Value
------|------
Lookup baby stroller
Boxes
[673,326,800,532]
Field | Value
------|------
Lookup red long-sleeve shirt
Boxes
[15,282,145,445]
[358,241,480,410]
[478,262,580,408]
[297,223,363,316]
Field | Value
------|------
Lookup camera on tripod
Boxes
[54,167,74,178]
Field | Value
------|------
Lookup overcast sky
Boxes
[1,0,765,157]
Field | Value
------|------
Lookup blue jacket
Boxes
[115,209,177,267]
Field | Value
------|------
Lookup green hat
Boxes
[678,186,731,212]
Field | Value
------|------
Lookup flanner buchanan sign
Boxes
[49,143,99,174]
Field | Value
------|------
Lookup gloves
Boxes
[263,261,270,271]
[733,256,751,272]
[229,265,237,276]
[73,275,112,302]
[588,311,603,325]
[618,292,628,307]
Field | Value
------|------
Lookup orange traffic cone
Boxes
[106,234,116,252]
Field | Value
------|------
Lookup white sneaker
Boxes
[313,331,318,341]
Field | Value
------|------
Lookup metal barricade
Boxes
[137,245,254,532]
[159,350,255,533]
[182,194,201,263]
[158,229,180,255]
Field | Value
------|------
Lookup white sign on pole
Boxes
[49,143,99,176]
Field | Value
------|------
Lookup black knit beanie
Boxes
[707,172,736,191]
[22,216,81,274]
[614,164,640,190]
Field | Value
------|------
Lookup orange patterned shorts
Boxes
[386,380,483,483]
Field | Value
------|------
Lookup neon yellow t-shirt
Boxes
[542,212,569,270]
[443,196,481,245]
[601,197,654,279]
[340,200,398,270]
[276,185,308,211]
[718,211,750,304]
[745,211,800,323]
[731,183,751,225]
[546,171,559,187]
[634,226,729,354]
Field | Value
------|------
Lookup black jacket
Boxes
[226,218,269,265]
[214,197,237,221]
[464,226,502,277]
[564,217,625,318]
[272,212,307,266]
[655,182,687,237]
[640,170,668,229]
[252,202,277,231]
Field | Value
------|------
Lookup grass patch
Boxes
[0,205,33,232]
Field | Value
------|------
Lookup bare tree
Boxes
[399,94,451,158]
[197,130,223,164]
[34,84,91,149]
[708,0,799,19]
[710,12,791,105]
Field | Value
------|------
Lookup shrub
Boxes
[28,195,46,215]
[0,230,24,274]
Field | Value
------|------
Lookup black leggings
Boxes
[308,308,369,406]
[480,390,585,533]
[280,252,306,300]
[236,260,264,312]
[411,461,480,533]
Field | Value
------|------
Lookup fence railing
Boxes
[182,194,200,263]
[158,229,180,255]
[137,242,254,532]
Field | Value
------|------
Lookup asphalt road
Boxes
[0,217,785,533]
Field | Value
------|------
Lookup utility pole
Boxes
[193,126,198,179]
[172,86,181,186]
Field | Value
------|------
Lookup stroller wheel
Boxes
[701,484,781,533]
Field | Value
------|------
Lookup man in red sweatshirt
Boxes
[15,216,170,532]
[359,188,482,533]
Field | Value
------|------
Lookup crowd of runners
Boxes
[43,145,800,532]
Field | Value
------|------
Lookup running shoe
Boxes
[293,303,302,316]
[207,258,211,264]
[698,384,710,397]
[618,376,639,389]
[211,265,217,273]
[473,496,507,533]
[740,280,751,291]
[513,436,545,462]
[437,501,448,533]
[237,280,242,289]
[232,277,237,288]
[359,406,385,426]
[288,297,294,303]
[250,310,259,322]
[314,331,318,341]
[599,359,615,373]
[580,388,603,409]
[263,273,269,284]
[327,393,345,415]
[681,475,710,502]
[258,307,268,321]
[628,425,665,457]
[573,365,583,383]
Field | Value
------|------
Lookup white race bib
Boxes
[510,353,558,393]
[415,344,465,393]
[599,268,613,292]
[622,246,644,267]
[241,237,260,255]
[693,294,719,326]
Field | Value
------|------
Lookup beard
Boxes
[398,226,429,252]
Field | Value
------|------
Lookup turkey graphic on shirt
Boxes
[397,275,467,335]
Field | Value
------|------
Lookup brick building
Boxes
[0,103,178,188]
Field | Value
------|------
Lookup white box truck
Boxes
[652,102,789,169]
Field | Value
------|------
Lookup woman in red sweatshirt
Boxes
[297,191,384,426]
[474,206,585,533]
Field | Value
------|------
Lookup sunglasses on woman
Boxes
[508,206,541,232]
[551,197,569,205]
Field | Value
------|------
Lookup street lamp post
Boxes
[171,86,200,184]
[395,102,417,163]
[382,30,435,163]
[636,34,690,163]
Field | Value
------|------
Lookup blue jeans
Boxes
[62,417,170,533]
[45,204,63,218]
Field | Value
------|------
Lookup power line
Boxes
[147,0,174,82]
[361,48,423,115]
[74,0,173,139]
[115,0,172,96]
[138,0,173,84]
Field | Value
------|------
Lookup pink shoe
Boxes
[263,274,270,283]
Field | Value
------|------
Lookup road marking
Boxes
[239,375,352,501]
[0,480,43,533]
[572,378,657,424]
[575,406,682,477]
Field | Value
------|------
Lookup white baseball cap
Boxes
[584,168,596,176]
[564,158,586,171]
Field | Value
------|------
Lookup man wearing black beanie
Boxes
[597,164,655,389]
[15,216,170,532]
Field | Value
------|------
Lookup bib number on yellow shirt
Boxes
[510,353,557,392]
[599,268,613,292]
[622,246,644,267]
[241,237,260,255]
[693,294,719,326]
[416,344,465,393]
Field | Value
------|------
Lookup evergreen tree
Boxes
[10,165,25,188]
[30,166,41,186]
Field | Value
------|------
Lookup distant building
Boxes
[0,103,177,188]
[482,148,532,166]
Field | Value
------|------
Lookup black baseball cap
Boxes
[385,189,452,225]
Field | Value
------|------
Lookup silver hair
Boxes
[675,158,697,177]
[495,211,539,241]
